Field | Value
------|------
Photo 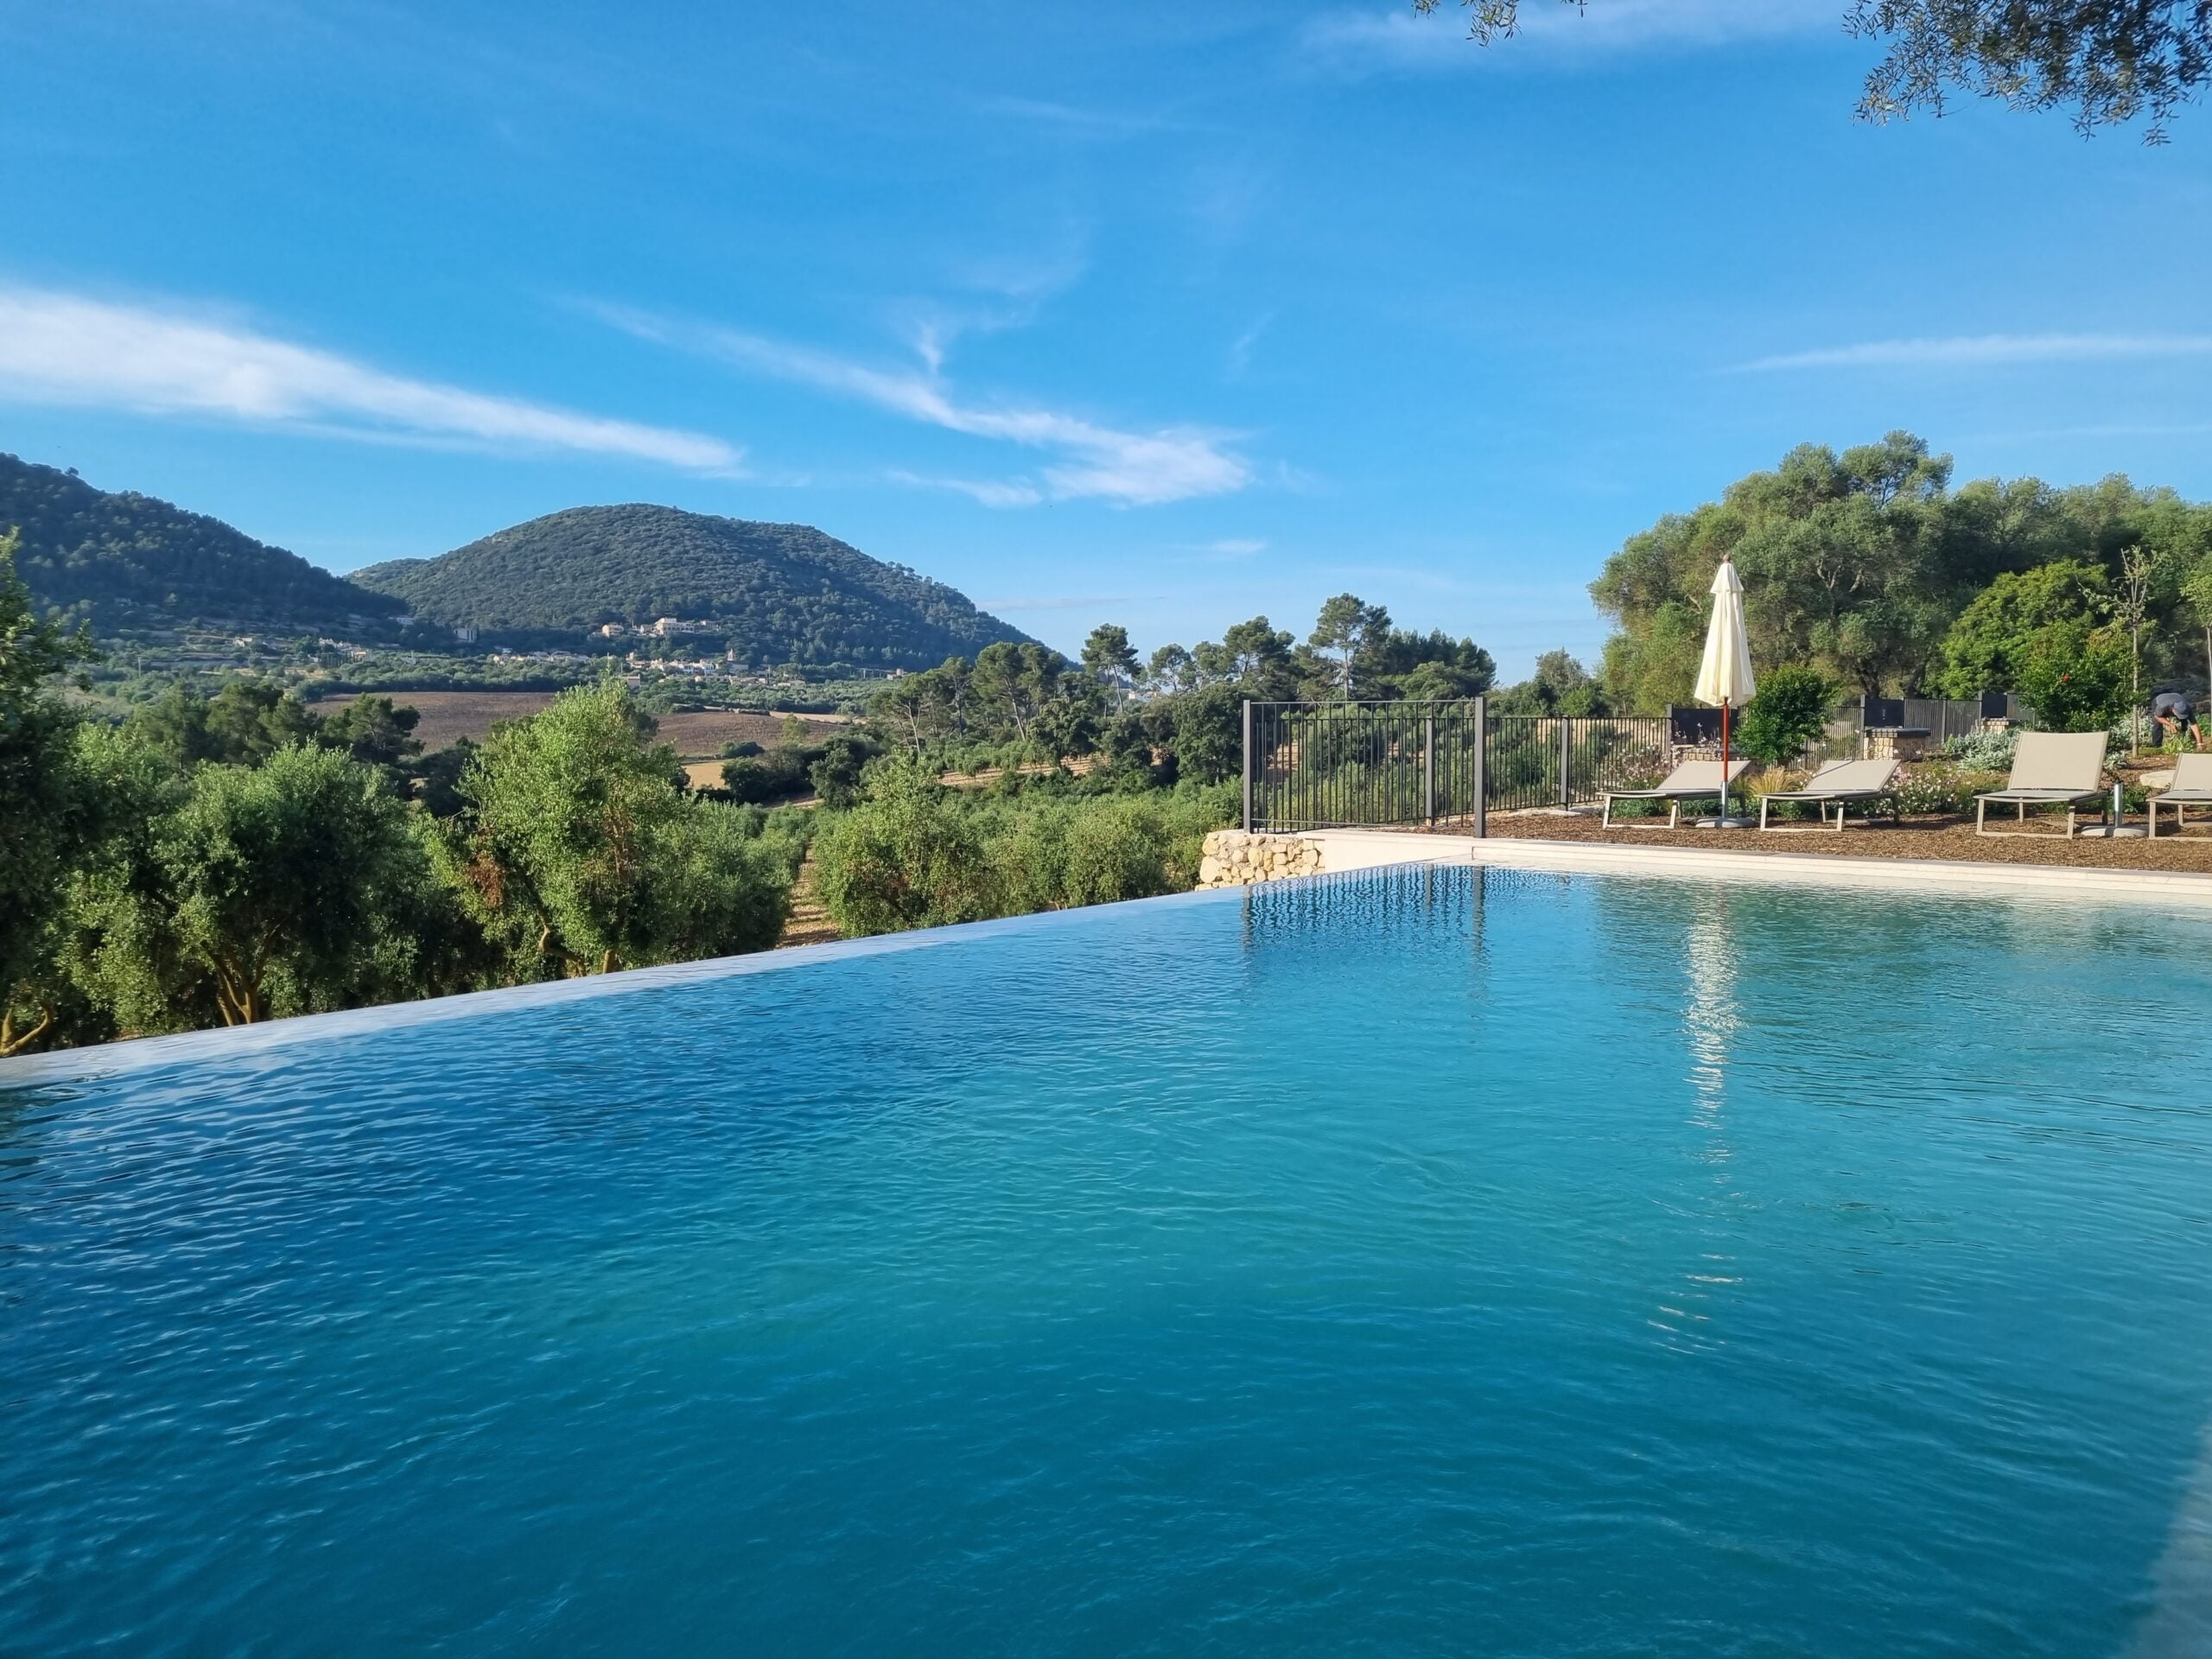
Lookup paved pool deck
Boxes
[1300,824,2212,909]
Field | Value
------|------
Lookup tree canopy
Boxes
[149,744,445,1026]
[1850,0,2211,139]
[0,531,94,1052]
[440,677,791,976]
[1589,433,2212,714]
[1413,1,2210,138]
[2,648,801,1052]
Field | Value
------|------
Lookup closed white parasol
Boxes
[1694,556,1756,825]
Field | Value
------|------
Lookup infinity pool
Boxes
[3,863,2211,1656]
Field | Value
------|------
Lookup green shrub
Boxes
[1060,798,1173,905]
[2013,624,2133,732]
[814,772,999,937]
[648,800,798,962]
[1943,728,2018,772]
[1736,665,1836,766]
[983,798,1071,914]
[814,772,1236,938]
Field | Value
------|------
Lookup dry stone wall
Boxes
[1197,830,1326,887]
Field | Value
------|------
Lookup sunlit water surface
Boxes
[4,866,2212,1657]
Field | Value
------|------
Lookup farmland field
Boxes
[309,690,849,757]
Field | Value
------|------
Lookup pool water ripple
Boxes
[3,866,2211,1656]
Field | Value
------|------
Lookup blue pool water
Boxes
[4,863,2212,1656]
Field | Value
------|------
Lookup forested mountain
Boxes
[352,505,1030,669]
[0,453,402,634]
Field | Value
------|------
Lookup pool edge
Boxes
[11,837,2209,1088]
[1308,830,2212,907]
[0,882,1254,1089]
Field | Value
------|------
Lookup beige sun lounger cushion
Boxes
[2148,752,2212,837]
[2157,752,2212,802]
[1757,759,1900,830]
[1974,731,2109,836]
[1600,759,1751,828]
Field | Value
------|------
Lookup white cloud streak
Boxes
[599,305,1250,508]
[1304,0,1833,68]
[887,470,1047,509]
[0,286,742,472]
[1740,333,2212,372]
[972,96,1192,140]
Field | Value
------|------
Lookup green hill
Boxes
[0,453,403,635]
[351,504,1030,669]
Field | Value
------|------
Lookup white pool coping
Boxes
[1304,828,2212,909]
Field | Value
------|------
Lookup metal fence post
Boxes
[1241,699,1254,832]
[1559,717,1572,809]
[1423,715,1436,824]
[1471,695,1487,839]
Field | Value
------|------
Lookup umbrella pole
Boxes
[1720,701,1731,820]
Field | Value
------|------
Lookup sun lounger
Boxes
[2147,752,2212,838]
[1974,731,2110,837]
[1756,758,1900,831]
[1599,759,1751,829]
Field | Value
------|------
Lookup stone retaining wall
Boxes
[1196,830,1327,887]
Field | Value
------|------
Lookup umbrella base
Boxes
[1693,815,1757,830]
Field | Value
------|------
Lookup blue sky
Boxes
[4,0,2209,676]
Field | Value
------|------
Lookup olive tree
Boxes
[444,677,791,976]
[154,743,451,1025]
[0,531,97,1053]
[813,766,999,937]
[1414,1,2210,139]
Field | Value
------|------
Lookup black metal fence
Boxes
[1487,714,1670,811]
[1847,695,2028,747]
[1243,700,1669,831]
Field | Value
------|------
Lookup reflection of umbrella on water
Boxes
[1694,555,1756,829]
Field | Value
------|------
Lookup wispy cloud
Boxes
[0,286,742,472]
[1225,313,1274,381]
[894,231,1093,374]
[1740,333,2212,372]
[887,470,1046,509]
[1200,537,1268,556]
[971,95,1188,140]
[1304,0,1832,68]
[598,304,1252,507]
[899,282,1074,378]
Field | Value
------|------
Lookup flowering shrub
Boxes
[1893,766,2006,817]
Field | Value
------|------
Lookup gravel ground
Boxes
[775,855,842,948]
[1457,809,2212,873]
